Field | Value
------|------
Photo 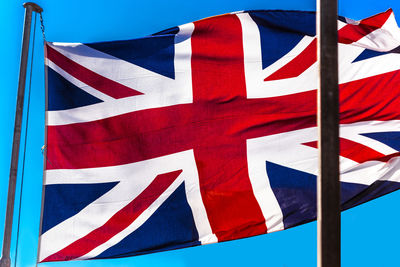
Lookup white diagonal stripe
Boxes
[47,59,114,102]
[39,150,215,261]
[47,23,194,126]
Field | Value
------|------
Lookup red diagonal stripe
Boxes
[338,9,392,44]
[304,138,393,164]
[46,44,142,99]
[264,38,316,81]
[42,170,182,262]
[378,152,400,162]
[339,138,385,163]
[264,10,393,82]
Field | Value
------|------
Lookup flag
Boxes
[38,9,400,262]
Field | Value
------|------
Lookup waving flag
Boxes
[38,9,400,262]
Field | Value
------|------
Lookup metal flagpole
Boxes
[317,0,340,266]
[0,3,43,267]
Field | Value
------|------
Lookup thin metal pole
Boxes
[0,3,43,267]
[317,0,340,266]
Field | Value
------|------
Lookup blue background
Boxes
[1,0,400,266]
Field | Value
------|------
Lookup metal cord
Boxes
[14,12,37,267]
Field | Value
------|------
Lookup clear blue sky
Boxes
[1,0,400,266]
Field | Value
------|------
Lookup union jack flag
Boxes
[39,10,400,262]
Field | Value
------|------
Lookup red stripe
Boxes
[339,138,386,163]
[190,14,267,241]
[46,44,142,99]
[46,90,317,170]
[304,138,387,163]
[264,10,393,82]
[46,68,400,170]
[42,170,182,262]
[339,69,400,124]
[379,152,400,162]
[338,9,392,44]
[264,38,317,81]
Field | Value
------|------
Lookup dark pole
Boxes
[317,0,340,267]
[0,3,43,267]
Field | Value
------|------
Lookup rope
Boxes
[14,12,37,267]
[39,12,45,41]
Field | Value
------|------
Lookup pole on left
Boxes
[0,3,43,267]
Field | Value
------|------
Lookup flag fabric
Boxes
[39,9,400,262]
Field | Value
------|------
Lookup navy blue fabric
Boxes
[249,10,316,37]
[266,161,317,228]
[362,131,400,151]
[391,46,400,53]
[47,67,103,111]
[86,34,176,79]
[95,182,200,259]
[353,46,400,63]
[266,161,369,229]
[250,13,304,69]
[42,182,118,234]
[340,182,369,207]
[338,16,347,23]
[153,26,179,36]
[353,49,390,62]
[342,180,400,210]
